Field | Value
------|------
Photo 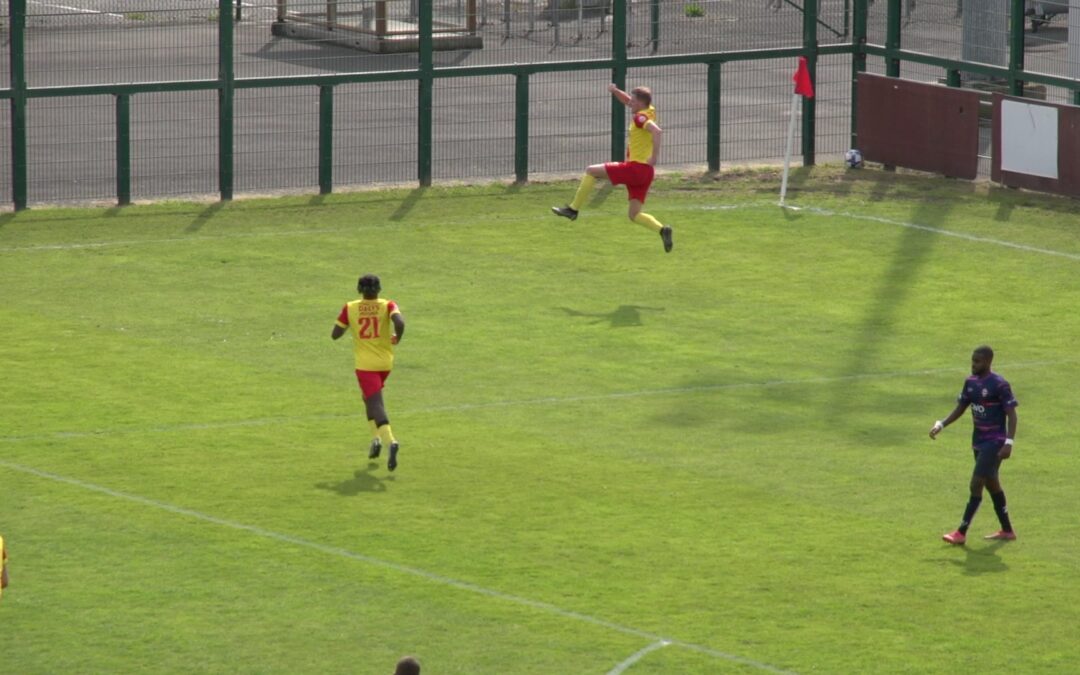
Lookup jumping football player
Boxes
[552,83,673,253]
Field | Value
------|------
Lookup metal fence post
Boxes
[116,94,131,206]
[218,0,235,201]
[1071,5,1080,103]
[885,0,901,77]
[319,85,334,194]
[802,0,817,165]
[849,0,867,149]
[553,2,560,46]
[707,61,721,172]
[611,0,627,163]
[419,0,434,186]
[650,0,659,54]
[1008,0,1025,96]
[514,71,529,183]
[9,0,28,210]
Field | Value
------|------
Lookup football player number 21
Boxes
[358,317,381,339]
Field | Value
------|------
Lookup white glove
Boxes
[929,420,944,439]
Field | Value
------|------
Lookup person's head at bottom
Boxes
[394,656,420,675]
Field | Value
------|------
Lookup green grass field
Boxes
[2,168,1079,674]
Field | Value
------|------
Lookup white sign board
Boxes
[1001,99,1059,179]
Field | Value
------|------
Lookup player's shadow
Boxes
[560,305,664,328]
[315,462,391,496]
[944,540,1010,576]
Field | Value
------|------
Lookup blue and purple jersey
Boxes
[957,372,1018,445]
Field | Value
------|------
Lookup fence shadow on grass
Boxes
[820,179,961,431]
[390,187,427,221]
[187,201,225,233]
[315,461,390,495]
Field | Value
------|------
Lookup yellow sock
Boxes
[377,424,396,446]
[368,419,379,439]
[569,174,596,211]
[633,211,664,233]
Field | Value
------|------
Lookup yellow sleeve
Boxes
[1,535,7,595]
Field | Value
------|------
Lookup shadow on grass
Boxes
[560,304,664,328]
[943,540,1010,575]
[822,177,961,429]
[186,201,225,233]
[390,187,427,221]
[315,462,390,495]
[589,182,615,209]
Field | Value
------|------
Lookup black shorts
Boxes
[972,441,1005,478]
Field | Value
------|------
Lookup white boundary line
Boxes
[0,361,1059,444]
[606,640,671,675]
[0,227,354,253]
[0,459,796,675]
[3,200,1079,262]
[789,204,1080,262]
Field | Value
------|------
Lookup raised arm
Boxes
[607,83,631,106]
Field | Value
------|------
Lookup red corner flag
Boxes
[793,56,814,98]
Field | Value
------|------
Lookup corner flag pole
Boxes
[780,57,815,208]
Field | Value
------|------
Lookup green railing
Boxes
[3,0,1080,210]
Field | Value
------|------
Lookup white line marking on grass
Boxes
[0,227,353,253]
[3,200,1078,262]
[0,361,1060,444]
[796,205,1080,261]
[0,203,767,254]
[606,640,671,675]
[679,201,1080,262]
[0,459,795,675]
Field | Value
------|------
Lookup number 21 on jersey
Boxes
[357,316,381,339]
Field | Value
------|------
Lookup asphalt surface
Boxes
[0,0,1074,205]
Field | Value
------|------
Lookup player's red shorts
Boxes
[604,161,655,203]
[355,369,391,398]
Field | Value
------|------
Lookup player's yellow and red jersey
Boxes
[627,104,657,163]
[335,298,400,371]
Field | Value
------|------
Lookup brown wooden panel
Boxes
[856,73,981,179]
[992,94,1080,199]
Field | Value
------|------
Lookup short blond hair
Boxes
[631,86,653,107]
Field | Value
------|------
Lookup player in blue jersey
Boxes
[929,346,1019,545]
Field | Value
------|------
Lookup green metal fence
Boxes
[2,0,1079,210]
